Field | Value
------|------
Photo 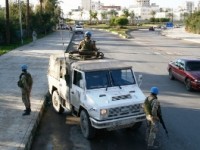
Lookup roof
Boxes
[72,59,131,71]
[176,58,200,62]
[50,53,131,71]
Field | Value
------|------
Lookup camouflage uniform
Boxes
[20,72,32,115]
[144,94,160,148]
[77,39,97,52]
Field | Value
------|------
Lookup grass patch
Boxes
[0,34,46,56]
[85,24,149,37]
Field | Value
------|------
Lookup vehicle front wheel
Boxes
[52,90,64,114]
[80,110,96,139]
[185,79,193,91]
[169,69,175,80]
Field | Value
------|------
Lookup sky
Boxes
[0,0,199,14]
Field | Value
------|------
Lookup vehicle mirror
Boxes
[138,74,143,87]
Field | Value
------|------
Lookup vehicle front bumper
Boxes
[90,113,146,130]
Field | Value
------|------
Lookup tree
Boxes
[166,12,173,22]
[5,0,10,44]
[108,9,118,17]
[185,11,200,34]
[68,11,73,19]
[122,9,130,18]
[150,10,156,18]
[26,0,30,36]
[101,11,107,23]
[90,11,98,24]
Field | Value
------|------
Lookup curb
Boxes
[19,31,74,150]
[18,94,47,150]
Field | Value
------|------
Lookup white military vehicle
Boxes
[47,53,146,139]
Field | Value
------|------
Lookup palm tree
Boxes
[5,0,10,44]
[39,0,43,14]
[129,11,135,25]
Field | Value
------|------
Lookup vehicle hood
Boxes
[85,85,145,108]
[187,71,200,80]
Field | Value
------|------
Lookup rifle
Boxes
[157,106,169,137]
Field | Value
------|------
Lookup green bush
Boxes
[185,11,200,34]
[115,17,128,27]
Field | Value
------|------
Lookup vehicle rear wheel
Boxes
[52,90,64,114]
[80,110,96,139]
[169,69,175,80]
[185,79,193,91]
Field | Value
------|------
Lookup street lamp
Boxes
[18,0,23,44]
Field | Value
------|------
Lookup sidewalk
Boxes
[0,30,73,150]
[161,27,200,44]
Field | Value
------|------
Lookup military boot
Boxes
[22,108,31,116]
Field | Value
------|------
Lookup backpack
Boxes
[17,72,33,88]
[144,96,157,116]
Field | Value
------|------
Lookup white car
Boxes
[74,25,84,34]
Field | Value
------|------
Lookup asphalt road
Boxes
[31,29,200,150]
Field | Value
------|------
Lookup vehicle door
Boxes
[176,60,187,82]
[58,61,71,111]
[173,59,186,81]
[70,70,85,110]
[172,59,182,80]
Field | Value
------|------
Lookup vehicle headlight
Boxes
[194,79,200,83]
[100,109,109,118]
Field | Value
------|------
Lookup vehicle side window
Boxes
[73,70,82,87]
[179,61,185,70]
[175,60,179,67]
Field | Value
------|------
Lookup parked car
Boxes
[149,26,155,31]
[167,58,200,91]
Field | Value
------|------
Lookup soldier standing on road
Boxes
[32,30,37,43]
[144,87,160,149]
[18,64,33,116]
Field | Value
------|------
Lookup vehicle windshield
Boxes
[186,61,200,71]
[85,68,136,89]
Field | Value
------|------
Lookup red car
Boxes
[168,58,200,91]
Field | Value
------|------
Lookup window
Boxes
[73,70,82,87]
[85,68,136,89]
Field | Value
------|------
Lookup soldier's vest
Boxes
[144,96,157,116]
[18,72,33,88]
[81,40,94,51]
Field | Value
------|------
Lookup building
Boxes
[185,1,195,13]
[197,1,200,10]
[133,0,150,7]
[130,0,159,20]
[82,0,91,11]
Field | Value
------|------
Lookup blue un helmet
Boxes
[21,64,28,71]
[85,31,92,38]
[150,87,159,95]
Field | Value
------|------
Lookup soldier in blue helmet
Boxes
[144,87,161,149]
[77,31,97,52]
[18,64,33,116]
